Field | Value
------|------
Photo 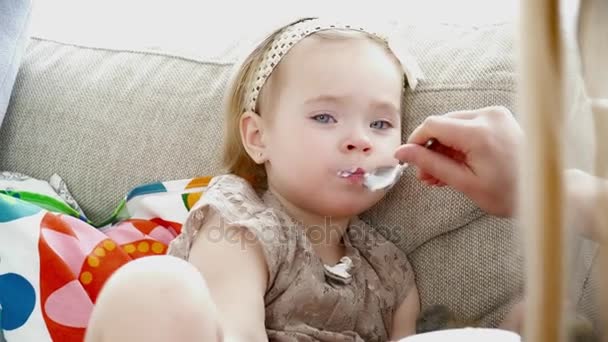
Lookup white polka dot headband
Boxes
[244,17,423,113]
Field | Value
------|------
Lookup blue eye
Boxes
[370,120,393,129]
[312,113,337,124]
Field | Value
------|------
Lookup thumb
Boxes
[395,144,474,189]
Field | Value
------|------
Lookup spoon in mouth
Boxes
[363,138,437,192]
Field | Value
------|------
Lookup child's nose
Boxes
[341,136,372,153]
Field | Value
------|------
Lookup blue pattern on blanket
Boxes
[0,273,36,330]
[126,182,167,201]
[0,194,40,222]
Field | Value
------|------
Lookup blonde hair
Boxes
[221,18,410,190]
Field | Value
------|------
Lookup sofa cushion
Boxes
[0,21,596,328]
[0,39,229,224]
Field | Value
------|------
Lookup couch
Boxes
[0,10,599,334]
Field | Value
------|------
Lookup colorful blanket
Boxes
[0,176,211,341]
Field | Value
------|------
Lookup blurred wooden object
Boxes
[519,0,567,341]
[577,0,608,101]
[578,0,608,340]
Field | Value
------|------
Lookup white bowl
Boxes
[399,328,521,341]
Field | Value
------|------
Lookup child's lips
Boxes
[346,173,365,183]
[337,167,366,179]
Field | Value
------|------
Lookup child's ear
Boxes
[240,111,267,164]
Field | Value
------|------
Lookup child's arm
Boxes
[188,210,269,342]
[389,285,421,340]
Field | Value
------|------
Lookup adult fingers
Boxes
[406,116,475,154]
[443,109,480,119]
[395,144,473,189]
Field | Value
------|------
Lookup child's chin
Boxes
[319,198,379,218]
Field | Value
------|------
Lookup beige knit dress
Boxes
[168,174,416,341]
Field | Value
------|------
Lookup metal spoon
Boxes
[363,138,437,191]
[363,163,409,191]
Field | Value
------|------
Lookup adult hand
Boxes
[395,106,523,217]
